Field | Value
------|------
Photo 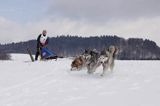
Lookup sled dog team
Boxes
[36,30,119,76]
[71,45,119,76]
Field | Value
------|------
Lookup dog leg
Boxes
[87,65,92,74]
[91,67,96,73]
[110,61,115,73]
[87,70,94,74]
[87,63,97,74]
[88,67,96,74]
[110,63,114,73]
[101,63,109,76]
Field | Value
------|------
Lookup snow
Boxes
[0,54,160,106]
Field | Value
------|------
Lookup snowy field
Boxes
[0,54,160,106]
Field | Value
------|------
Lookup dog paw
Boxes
[87,70,93,74]
[87,72,93,74]
[100,74,104,76]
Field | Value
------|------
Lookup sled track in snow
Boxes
[0,71,56,93]
[0,70,63,104]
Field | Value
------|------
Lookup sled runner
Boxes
[27,48,63,62]
[27,48,34,62]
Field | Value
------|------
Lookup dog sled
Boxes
[27,47,63,62]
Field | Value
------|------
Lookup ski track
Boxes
[0,54,160,106]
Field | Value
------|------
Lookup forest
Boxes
[0,35,160,60]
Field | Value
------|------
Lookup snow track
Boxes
[0,54,160,106]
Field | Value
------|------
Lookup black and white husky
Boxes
[83,46,119,76]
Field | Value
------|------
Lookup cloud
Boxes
[0,0,160,47]
[48,0,160,21]
[0,17,24,43]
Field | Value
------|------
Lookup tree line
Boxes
[0,35,160,60]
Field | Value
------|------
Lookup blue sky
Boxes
[0,0,48,23]
[0,0,160,46]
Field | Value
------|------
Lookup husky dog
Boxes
[70,45,118,76]
[99,46,119,76]
[81,49,102,74]
[71,49,100,73]
[71,56,84,71]
[70,55,87,71]
[83,46,119,76]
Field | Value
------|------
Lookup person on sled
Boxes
[35,30,49,60]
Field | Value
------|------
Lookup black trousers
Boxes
[35,47,42,60]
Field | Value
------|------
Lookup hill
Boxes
[0,35,160,60]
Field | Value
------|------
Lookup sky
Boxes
[0,0,160,46]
